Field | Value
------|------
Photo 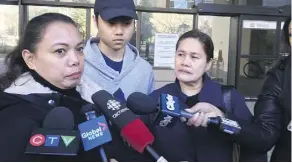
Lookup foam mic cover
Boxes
[26,107,79,156]
[126,92,158,115]
[91,90,137,130]
[43,107,74,129]
[120,119,154,153]
[92,90,154,153]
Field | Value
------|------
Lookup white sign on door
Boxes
[243,20,277,30]
[154,33,179,68]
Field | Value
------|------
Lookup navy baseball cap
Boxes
[94,0,138,21]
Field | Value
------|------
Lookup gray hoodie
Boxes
[83,37,155,99]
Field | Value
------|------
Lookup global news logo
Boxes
[81,122,107,141]
[29,134,75,147]
[79,115,112,151]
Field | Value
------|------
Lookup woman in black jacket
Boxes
[267,17,291,162]
[0,13,149,162]
[186,17,291,162]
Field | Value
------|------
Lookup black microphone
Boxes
[127,92,179,127]
[91,90,168,162]
[25,107,80,156]
[79,104,112,162]
[127,92,241,135]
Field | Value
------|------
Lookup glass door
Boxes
[236,15,287,97]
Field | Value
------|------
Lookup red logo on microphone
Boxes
[30,134,45,146]
[98,122,107,131]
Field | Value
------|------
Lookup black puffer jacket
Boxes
[0,92,152,162]
[0,72,151,162]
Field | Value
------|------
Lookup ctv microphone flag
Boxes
[25,107,80,156]
[25,129,79,155]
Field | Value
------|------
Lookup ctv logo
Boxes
[29,134,75,147]
[81,122,107,141]
[165,94,175,111]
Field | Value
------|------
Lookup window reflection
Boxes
[198,16,231,84]
[262,0,291,6]
[135,0,194,9]
[90,9,98,38]
[135,0,233,8]
[237,57,274,96]
[0,5,19,57]
[28,6,87,39]
[241,23,277,56]
[140,12,193,65]
[60,0,95,3]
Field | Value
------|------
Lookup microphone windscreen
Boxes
[120,119,154,153]
[92,90,155,153]
[126,92,157,115]
[91,90,137,130]
[43,107,74,130]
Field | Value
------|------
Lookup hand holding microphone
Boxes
[184,102,225,127]
[127,92,241,135]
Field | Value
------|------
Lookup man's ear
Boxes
[22,49,35,70]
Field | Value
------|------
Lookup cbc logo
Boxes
[165,94,175,111]
[107,100,121,111]
[30,134,45,147]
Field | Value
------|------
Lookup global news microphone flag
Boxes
[78,115,112,151]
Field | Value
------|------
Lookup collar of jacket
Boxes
[4,72,103,103]
[173,73,224,108]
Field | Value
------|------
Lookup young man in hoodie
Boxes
[84,0,155,102]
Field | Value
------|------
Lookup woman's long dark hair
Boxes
[0,13,78,90]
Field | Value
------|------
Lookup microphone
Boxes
[127,92,241,135]
[127,93,179,127]
[25,107,80,156]
[78,104,112,162]
[91,90,168,162]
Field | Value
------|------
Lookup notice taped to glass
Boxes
[154,33,179,68]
